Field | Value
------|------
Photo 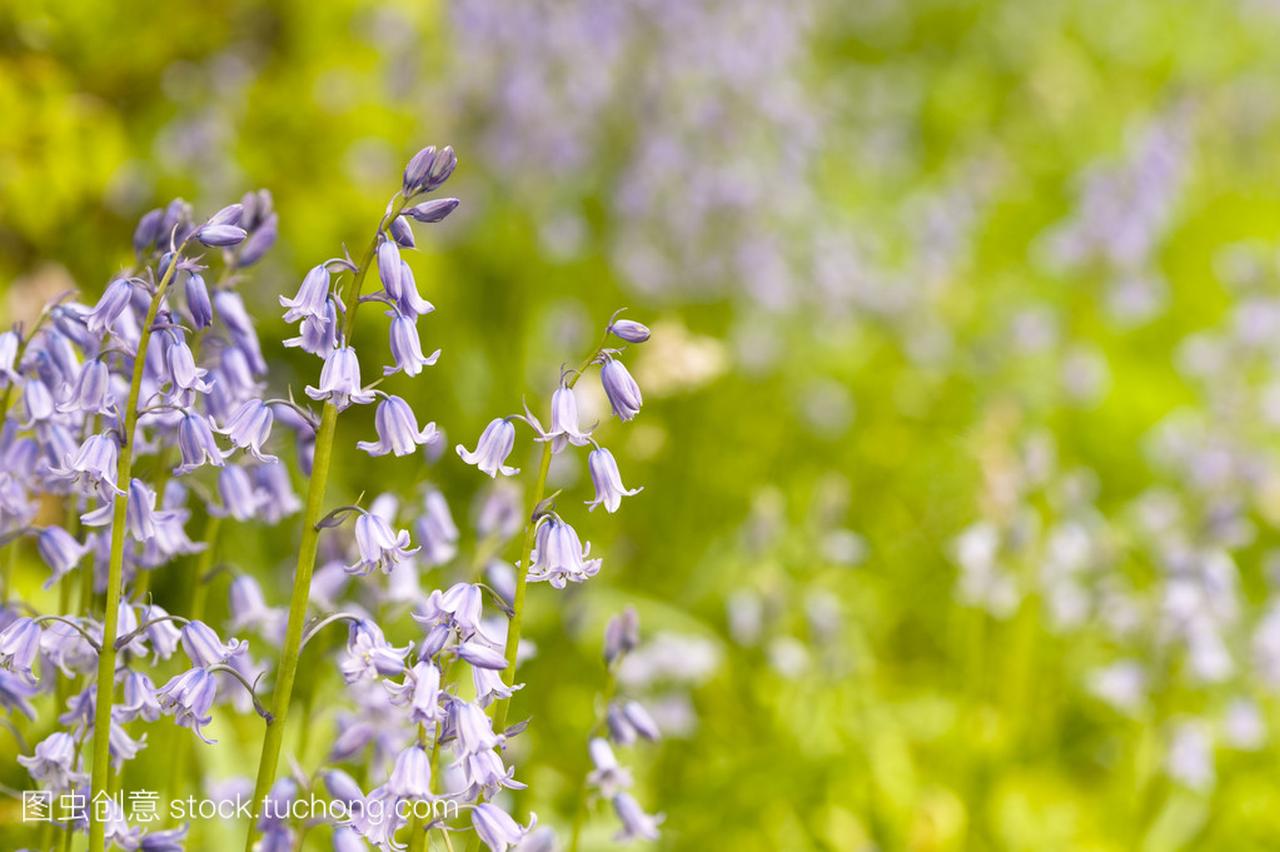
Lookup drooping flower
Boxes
[306,346,376,411]
[586,738,632,795]
[339,619,411,683]
[185,270,213,329]
[36,525,89,587]
[377,240,403,301]
[84,278,134,336]
[211,464,265,521]
[384,311,440,377]
[51,432,125,497]
[415,490,459,566]
[163,331,212,395]
[540,384,592,453]
[608,318,651,344]
[19,732,88,791]
[472,803,535,852]
[0,617,43,682]
[394,261,434,318]
[456,418,519,478]
[57,359,117,418]
[600,356,643,421]
[280,264,332,323]
[215,399,276,463]
[347,512,419,575]
[454,641,509,670]
[175,412,229,474]
[357,396,438,457]
[585,447,643,513]
[387,745,433,799]
[526,515,602,589]
[611,793,662,842]
[180,620,247,667]
[155,667,219,743]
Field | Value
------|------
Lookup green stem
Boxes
[88,252,183,852]
[568,668,617,852]
[243,197,404,851]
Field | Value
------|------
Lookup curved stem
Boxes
[206,664,273,722]
[243,195,405,852]
[32,615,103,651]
[88,250,183,852]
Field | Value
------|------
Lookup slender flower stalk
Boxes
[88,249,185,851]
[243,194,407,851]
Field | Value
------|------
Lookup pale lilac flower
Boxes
[472,664,521,707]
[612,793,662,841]
[621,700,660,741]
[79,478,159,542]
[340,619,411,683]
[390,215,415,249]
[472,803,534,852]
[108,720,147,769]
[85,278,134,336]
[415,490,459,566]
[57,359,117,418]
[196,224,247,247]
[541,384,592,453]
[20,378,54,427]
[608,318,651,343]
[377,240,403,300]
[239,212,278,267]
[133,208,163,254]
[526,516,602,589]
[52,433,125,496]
[180,620,246,667]
[163,333,212,395]
[215,399,276,462]
[0,330,18,381]
[253,463,301,522]
[347,512,419,575]
[175,412,229,474]
[357,396,439,457]
[387,745,432,799]
[40,619,98,676]
[185,271,213,329]
[212,465,265,521]
[156,667,219,743]
[414,582,497,644]
[119,671,163,723]
[454,641,508,670]
[284,298,338,356]
[228,575,283,637]
[0,617,42,683]
[36,525,89,586]
[587,738,632,794]
[585,447,642,513]
[19,732,88,790]
[281,265,331,324]
[395,261,434,318]
[212,290,267,375]
[141,604,183,661]
[385,311,440,377]
[600,356,643,421]
[405,198,460,224]
[459,748,526,799]
[456,418,519,477]
[306,346,376,411]
[324,769,366,807]
[450,698,502,754]
[387,660,443,725]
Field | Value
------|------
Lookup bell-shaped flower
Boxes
[340,619,411,684]
[18,732,88,791]
[472,664,522,708]
[454,641,508,671]
[40,619,98,676]
[472,803,535,852]
[119,671,162,723]
[306,346,376,411]
[414,490,458,566]
[215,399,276,463]
[163,332,212,395]
[185,271,213,329]
[175,412,229,474]
[156,667,219,743]
[56,359,117,418]
[21,379,55,427]
[108,720,147,769]
[384,312,440,377]
[36,525,89,587]
[81,478,160,542]
[85,278,134,336]
[284,298,338,356]
[608,318,651,344]
[535,384,591,454]
[395,261,434,318]
[456,418,519,478]
[377,240,403,300]
[600,356,643,421]
[585,447,643,513]
[586,737,632,795]
[387,745,432,799]
[346,512,418,576]
[254,463,301,523]
[0,617,43,683]
[612,793,663,842]
[179,620,246,668]
[280,265,332,324]
[526,515,602,589]
[357,395,438,458]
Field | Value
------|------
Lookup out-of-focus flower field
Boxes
[6,0,1280,849]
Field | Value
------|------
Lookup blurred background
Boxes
[6,0,1280,849]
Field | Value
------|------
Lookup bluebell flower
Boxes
[425,145,457,191]
[388,660,444,726]
[180,620,246,667]
[456,418,519,478]
[215,399,276,463]
[133,208,164,254]
[163,331,212,396]
[414,582,499,645]
[20,378,54,427]
[390,215,416,248]
[415,489,458,566]
[612,793,662,842]
[586,447,643,513]
[85,278,134,336]
[228,575,284,638]
[587,738,632,795]
[108,719,147,769]
[211,464,265,521]
[357,395,438,458]
[340,619,412,683]
[59,683,95,729]
[196,224,247,247]
[175,411,229,474]
[384,311,440,377]
[603,607,640,664]
[472,802,535,852]
[119,670,163,723]
[0,671,37,719]
[608,318,651,343]
[306,346,376,411]
[56,359,117,418]
[0,331,17,383]
[377,239,403,300]
[454,641,509,670]
[403,145,438,194]
[36,525,89,587]
[460,748,526,800]
[600,356,643,421]
[347,512,419,576]
[280,265,332,324]
[450,697,502,755]
[405,197,460,224]
[621,700,660,741]
[18,732,88,791]
[472,663,522,707]
[540,384,592,453]
[394,261,434,318]
[387,744,432,799]
[52,432,125,497]
[284,297,339,357]
[323,769,366,808]
[40,618,98,676]
[253,462,301,522]
[207,202,244,227]
[141,604,183,661]
[156,667,219,743]
[185,271,213,329]
[526,515,602,589]
[0,617,42,682]
[239,212,278,267]
[212,291,268,375]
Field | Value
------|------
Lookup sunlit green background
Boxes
[6,0,1280,849]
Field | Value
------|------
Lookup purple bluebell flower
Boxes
[215,399,276,463]
[403,145,438,194]
[207,202,244,227]
[527,515,602,589]
[600,356,643,421]
[472,664,521,707]
[0,330,18,382]
[36,525,89,586]
[377,239,403,300]
[108,719,147,768]
[253,462,301,522]
[21,378,54,426]
[405,198,460,224]
[586,447,643,513]
[347,512,419,575]
[133,208,164,254]
[339,619,412,683]
[285,298,339,357]
[612,793,662,842]
[621,700,660,741]
[425,146,457,191]
[85,278,134,336]
[141,604,183,660]
[457,418,519,478]
[415,490,458,566]
[40,618,98,675]
[414,582,499,645]
[0,670,38,718]
[119,670,163,723]
[394,261,434,318]
[185,271,213,329]
[228,575,283,637]
[324,769,366,807]
[0,617,42,682]
[587,738,632,794]
[385,311,441,377]
[357,396,438,457]
[57,359,117,418]
[390,215,416,248]
[608,318,651,344]
[180,620,246,667]
[212,464,264,521]
[306,346,376,411]
[59,683,95,728]
[472,803,534,852]
[239,212,278,267]
[212,290,267,375]
[156,667,219,743]
[460,748,526,800]
[19,731,88,790]
[455,641,509,670]
[52,432,125,497]
[163,332,212,395]
[387,660,444,725]
[541,384,592,453]
[176,411,229,474]
[450,697,502,755]
[387,744,432,799]
[196,224,247,247]
[280,265,332,324]
[83,478,159,544]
